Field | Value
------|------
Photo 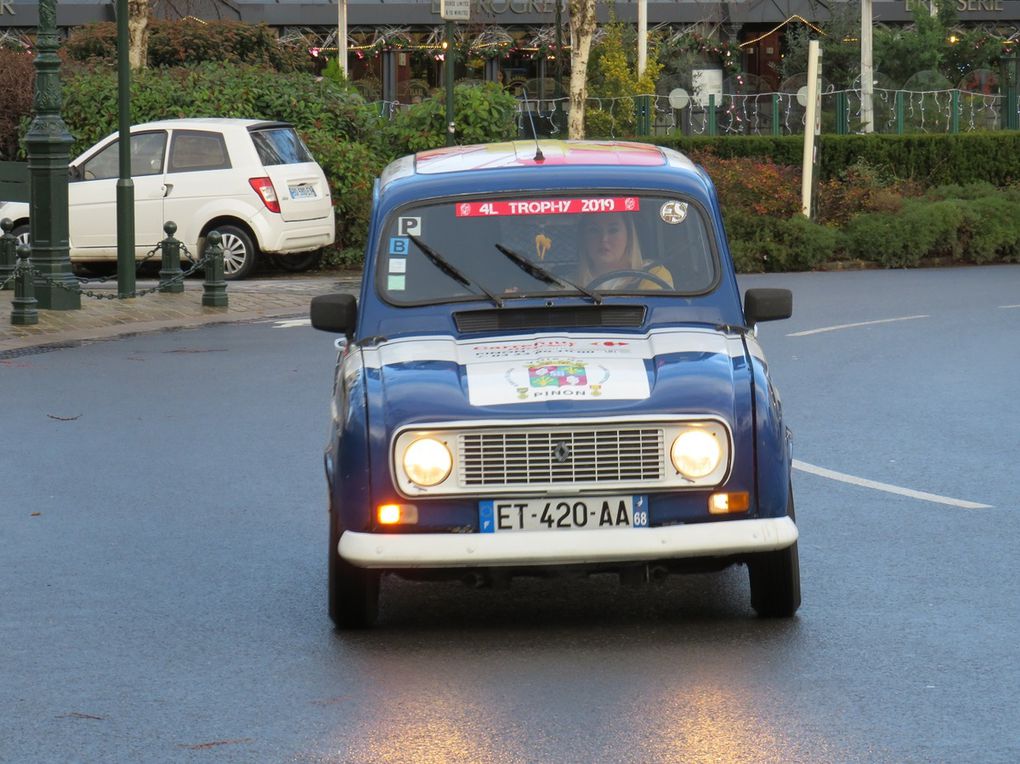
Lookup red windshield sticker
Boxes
[455,197,640,217]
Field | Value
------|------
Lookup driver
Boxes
[577,213,673,290]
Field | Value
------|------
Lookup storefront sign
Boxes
[0,1,16,15]
[431,0,557,15]
[906,0,1004,10]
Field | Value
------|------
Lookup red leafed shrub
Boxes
[0,47,35,159]
[689,150,802,219]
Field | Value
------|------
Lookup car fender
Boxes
[745,334,792,518]
[170,198,265,250]
[328,344,375,533]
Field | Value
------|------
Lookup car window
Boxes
[378,193,718,305]
[168,131,231,173]
[80,131,167,181]
[249,127,313,165]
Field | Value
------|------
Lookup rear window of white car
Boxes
[249,127,314,166]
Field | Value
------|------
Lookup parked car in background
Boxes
[0,118,334,279]
[311,139,799,629]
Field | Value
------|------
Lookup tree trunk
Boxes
[127,0,149,72]
[567,0,596,139]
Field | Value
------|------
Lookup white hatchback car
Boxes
[0,118,335,279]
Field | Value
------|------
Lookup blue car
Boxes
[311,140,798,628]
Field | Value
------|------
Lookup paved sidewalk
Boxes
[0,272,361,354]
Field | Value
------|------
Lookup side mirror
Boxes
[68,165,82,181]
[311,293,357,337]
[744,288,792,326]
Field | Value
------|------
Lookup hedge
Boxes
[647,132,1020,186]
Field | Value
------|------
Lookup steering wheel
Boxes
[586,267,673,291]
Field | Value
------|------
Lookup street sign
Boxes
[440,0,470,20]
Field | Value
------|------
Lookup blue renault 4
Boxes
[311,140,799,628]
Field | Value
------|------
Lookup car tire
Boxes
[12,224,30,248]
[328,510,380,629]
[748,484,801,618]
[274,251,322,273]
[207,224,258,281]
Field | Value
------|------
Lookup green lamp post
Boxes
[26,0,80,310]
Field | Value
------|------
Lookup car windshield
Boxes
[378,193,718,305]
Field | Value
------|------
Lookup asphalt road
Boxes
[2,265,1018,763]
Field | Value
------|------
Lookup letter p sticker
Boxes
[398,217,422,236]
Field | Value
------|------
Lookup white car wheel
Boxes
[208,225,257,280]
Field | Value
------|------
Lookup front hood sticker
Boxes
[468,355,649,405]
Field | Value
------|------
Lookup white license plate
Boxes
[479,496,648,533]
[289,185,316,199]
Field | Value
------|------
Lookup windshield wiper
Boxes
[494,244,603,304]
[408,235,503,308]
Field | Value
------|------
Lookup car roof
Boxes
[416,140,675,174]
[129,118,290,131]
[378,140,707,200]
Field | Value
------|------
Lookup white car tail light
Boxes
[248,177,280,213]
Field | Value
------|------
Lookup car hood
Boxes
[363,328,751,432]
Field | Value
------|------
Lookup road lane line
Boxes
[999,304,1020,309]
[786,315,929,337]
[792,459,993,509]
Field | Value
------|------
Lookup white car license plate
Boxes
[289,185,316,199]
[479,496,648,533]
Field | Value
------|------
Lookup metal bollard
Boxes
[11,244,38,326]
[159,220,184,294]
[0,218,16,291]
[201,230,228,308]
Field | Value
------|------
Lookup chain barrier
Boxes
[74,243,164,285]
[0,270,16,291]
[24,251,212,300]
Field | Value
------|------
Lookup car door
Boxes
[161,129,238,249]
[68,130,168,255]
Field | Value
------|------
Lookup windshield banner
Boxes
[455,197,640,218]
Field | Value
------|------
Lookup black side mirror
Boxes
[68,165,82,181]
[311,293,357,337]
[744,288,792,326]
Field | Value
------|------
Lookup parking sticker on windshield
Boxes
[397,217,422,236]
[389,237,410,255]
[387,275,406,291]
[659,200,688,224]
[388,258,406,274]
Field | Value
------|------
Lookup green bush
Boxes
[64,20,312,72]
[382,82,518,155]
[726,211,841,272]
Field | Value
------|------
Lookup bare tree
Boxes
[567,0,596,138]
[128,0,149,71]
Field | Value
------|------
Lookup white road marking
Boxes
[273,318,311,328]
[793,459,993,509]
[787,315,929,337]
[999,304,1020,309]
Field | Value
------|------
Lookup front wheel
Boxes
[748,486,801,617]
[328,512,380,629]
[206,224,258,280]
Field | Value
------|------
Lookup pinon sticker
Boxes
[466,356,648,405]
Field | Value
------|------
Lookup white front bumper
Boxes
[338,517,798,569]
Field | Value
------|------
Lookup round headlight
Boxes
[670,429,722,479]
[402,437,453,487]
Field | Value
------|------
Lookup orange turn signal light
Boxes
[709,491,750,514]
[377,504,419,525]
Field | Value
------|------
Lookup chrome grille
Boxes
[458,427,664,487]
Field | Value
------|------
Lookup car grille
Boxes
[457,426,665,487]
